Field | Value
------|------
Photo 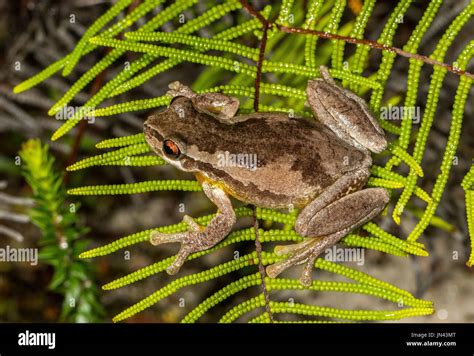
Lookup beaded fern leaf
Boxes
[14,0,474,322]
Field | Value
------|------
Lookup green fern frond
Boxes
[123,32,260,60]
[407,41,474,242]
[387,143,423,179]
[90,97,170,117]
[68,180,201,196]
[393,3,474,228]
[244,300,433,323]
[462,165,474,267]
[95,133,146,149]
[88,37,257,76]
[67,143,153,171]
[62,0,135,76]
[111,5,267,97]
[111,250,432,323]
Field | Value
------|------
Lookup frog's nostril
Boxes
[143,124,150,135]
[143,120,163,144]
[143,119,151,132]
[144,116,154,129]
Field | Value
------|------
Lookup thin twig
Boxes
[0,192,34,206]
[252,206,274,322]
[0,211,31,223]
[240,0,268,25]
[240,1,474,80]
[278,25,474,80]
[0,224,25,242]
[241,0,274,322]
[241,0,270,111]
[254,24,269,111]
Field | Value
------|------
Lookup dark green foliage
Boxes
[19,139,104,322]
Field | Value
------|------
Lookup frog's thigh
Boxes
[295,167,370,236]
[295,187,389,238]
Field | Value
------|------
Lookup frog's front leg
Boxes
[167,81,239,122]
[150,182,236,275]
[266,168,389,286]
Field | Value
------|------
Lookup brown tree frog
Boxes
[144,66,389,286]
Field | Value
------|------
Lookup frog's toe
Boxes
[183,215,205,232]
[150,227,214,275]
[166,89,185,99]
[266,250,318,286]
[168,81,183,90]
[274,238,315,256]
[149,230,198,275]
[166,246,193,275]
[150,231,186,246]
[300,256,317,287]
[266,242,315,279]
[267,237,329,286]
[266,257,296,279]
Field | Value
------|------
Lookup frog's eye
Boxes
[169,95,184,105]
[163,139,181,160]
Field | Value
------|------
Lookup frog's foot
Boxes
[167,81,195,99]
[267,187,390,286]
[150,183,236,275]
[266,233,344,287]
[150,215,209,275]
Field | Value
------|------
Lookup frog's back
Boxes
[190,112,370,209]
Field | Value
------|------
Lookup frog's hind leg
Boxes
[306,68,387,154]
[266,166,370,283]
[266,184,389,286]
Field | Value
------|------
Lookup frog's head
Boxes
[144,96,208,172]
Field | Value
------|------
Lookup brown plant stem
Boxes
[240,0,474,80]
[253,206,274,323]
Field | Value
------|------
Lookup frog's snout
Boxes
[143,118,153,141]
[143,115,163,148]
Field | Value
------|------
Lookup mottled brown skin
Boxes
[306,67,387,154]
[144,67,390,286]
[144,97,369,209]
